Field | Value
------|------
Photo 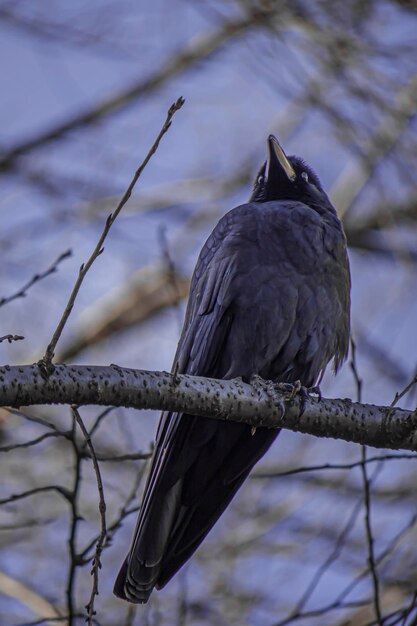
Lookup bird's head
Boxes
[251,135,333,212]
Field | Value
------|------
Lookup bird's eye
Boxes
[301,172,309,183]
[257,175,264,185]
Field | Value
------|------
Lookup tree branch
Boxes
[0,364,416,451]
[0,12,263,172]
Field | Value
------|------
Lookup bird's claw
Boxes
[283,381,322,417]
[289,380,302,400]
[307,385,322,401]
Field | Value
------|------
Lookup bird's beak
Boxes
[267,135,296,182]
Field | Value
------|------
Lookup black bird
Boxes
[114,135,351,603]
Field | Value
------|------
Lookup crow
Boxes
[114,135,351,603]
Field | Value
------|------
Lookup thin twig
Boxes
[66,413,82,626]
[0,334,24,343]
[81,451,151,462]
[5,407,62,432]
[381,369,417,428]
[351,337,383,625]
[79,459,147,561]
[360,446,383,625]
[350,338,363,404]
[0,250,71,308]
[253,453,417,478]
[0,485,71,506]
[41,97,184,368]
[390,371,417,408]
[0,430,68,452]
[88,407,116,440]
[271,599,374,626]
[72,406,107,626]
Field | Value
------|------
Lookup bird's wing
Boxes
[114,214,244,601]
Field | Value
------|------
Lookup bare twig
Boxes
[361,446,383,625]
[0,250,71,309]
[88,407,116,440]
[391,371,417,408]
[0,430,68,452]
[79,460,147,562]
[0,485,71,506]
[72,407,106,626]
[253,453,417,478]
[66,413,82,626]
[40,97,184,370]
[271,598,373,626]
[0,334,24,343]
[353,326,411,386]
[4,407,61,431]
[84,451,151,462]
[351,337,383,625]
[350,338,363,404]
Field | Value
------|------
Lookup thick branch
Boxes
[1,364,416,452]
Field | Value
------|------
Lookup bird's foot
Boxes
[250,375,281,402]
[250,375,286,422]
[250,375,270,398]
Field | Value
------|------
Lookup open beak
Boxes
[267,135,296,182]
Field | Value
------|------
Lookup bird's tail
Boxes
[113,478,182,603]
[113,555,156,603]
